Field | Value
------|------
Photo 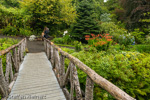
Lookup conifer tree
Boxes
[71,0,99,41]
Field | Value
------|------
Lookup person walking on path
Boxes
[42,27,50,39]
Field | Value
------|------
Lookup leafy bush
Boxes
[61,47,75,54]
[1,25,18,35]
[74,41,82,52]
[63,48,150,100]
[19,28,32,36]
[52,38,64,44]
[99,22,128,43]
[118,34,135,46]
[63,35,73,44]
[145,33,150,44]
[52,35,75,45]
[133,45,150,53]
[130,29,145,44]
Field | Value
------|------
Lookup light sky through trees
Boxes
[104,0,107,2]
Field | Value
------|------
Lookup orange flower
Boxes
[85,35,90,38]
[91,33,95,37]
[85,38,89,40]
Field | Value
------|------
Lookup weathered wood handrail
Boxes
[0,38,27,99]
[44,38,136,100]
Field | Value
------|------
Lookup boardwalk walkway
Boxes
[7,52,66,100]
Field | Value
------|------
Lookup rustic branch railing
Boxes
[44,38,136,100]
[0,38,27,99]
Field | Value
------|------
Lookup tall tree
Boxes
[71,0,99,41]
[120,0,150,30]
[19,0,77,34]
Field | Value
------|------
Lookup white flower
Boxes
[63,30,68,36]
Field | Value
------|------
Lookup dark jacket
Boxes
[44,28,49,38]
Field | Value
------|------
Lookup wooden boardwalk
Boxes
[7,52,66,100]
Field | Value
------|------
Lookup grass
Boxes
[54,43,75,48]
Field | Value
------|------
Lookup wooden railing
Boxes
[44,38,136,100]
[0,38,27,99]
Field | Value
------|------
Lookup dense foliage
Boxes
[0,0,77,36]
[62,47,150,100]
[1,0,150,100]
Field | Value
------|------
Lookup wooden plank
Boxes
[85,76,94,100]
[72,64,83,100]
[8,52,66,100]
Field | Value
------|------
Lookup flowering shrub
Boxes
[118,34,135,46]
[85,33,113,51]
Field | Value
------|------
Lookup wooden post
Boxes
[72,64,83,100]
[44,39,47,54]
[25,38,27,51]
[5,53,10,84]
[53,47,56,68]
[20,43,23,61]
[17,46,20,70]
[70,62,74,100]
[9,54,13,82]
[50,46,54,67]
[22,41,25,58]
[13,48,18,72]
[63,62,71,86]
[60,55,65,88]
[49,45,51,60]
[47,43,50,59]
[0,58,9,98]
[85,76,94,100]
[63,88,70,100]
[54,49,60,79]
